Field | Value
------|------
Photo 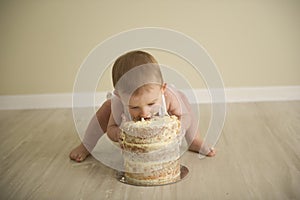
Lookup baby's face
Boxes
[126,84,164,121]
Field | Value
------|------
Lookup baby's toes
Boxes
[207,148,216,157]
[75,156,82,162]
[69,152,77,161]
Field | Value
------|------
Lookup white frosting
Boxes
[120,115,179,138]
[121,115,182,185]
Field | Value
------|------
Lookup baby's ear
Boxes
[161,83,167,93]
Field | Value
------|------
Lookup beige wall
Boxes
[1,0,299,95]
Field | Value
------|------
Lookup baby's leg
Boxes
[185,116,216,156]
[83,99,111,151]
[178,91,216,156]
[69,100,111,162]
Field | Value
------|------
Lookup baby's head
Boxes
[112,50,166,121]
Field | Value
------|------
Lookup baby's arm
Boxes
[106,93,124,142]
[106,113,121,142]
[165,88,192,134]
[165,88,215,156]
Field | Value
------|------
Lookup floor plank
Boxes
[0,101,299,200]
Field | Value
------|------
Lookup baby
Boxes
[70,50,215,162]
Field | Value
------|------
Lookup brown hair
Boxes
[112,50,164,94]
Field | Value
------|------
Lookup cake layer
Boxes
[124,160,180,186]
[122,138,180,153]
[124,159,180,174]
[123,144,180,167]
[122,125,179,144]
[120,115,181,153]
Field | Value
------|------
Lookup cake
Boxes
[120,115,182,186]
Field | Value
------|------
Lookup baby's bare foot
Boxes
[69,143,90,162]
[205,147,216,157]
[199,146,216,157]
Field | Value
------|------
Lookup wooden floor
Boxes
[0,101,299,200]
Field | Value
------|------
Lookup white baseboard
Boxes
[0,86,299,110]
